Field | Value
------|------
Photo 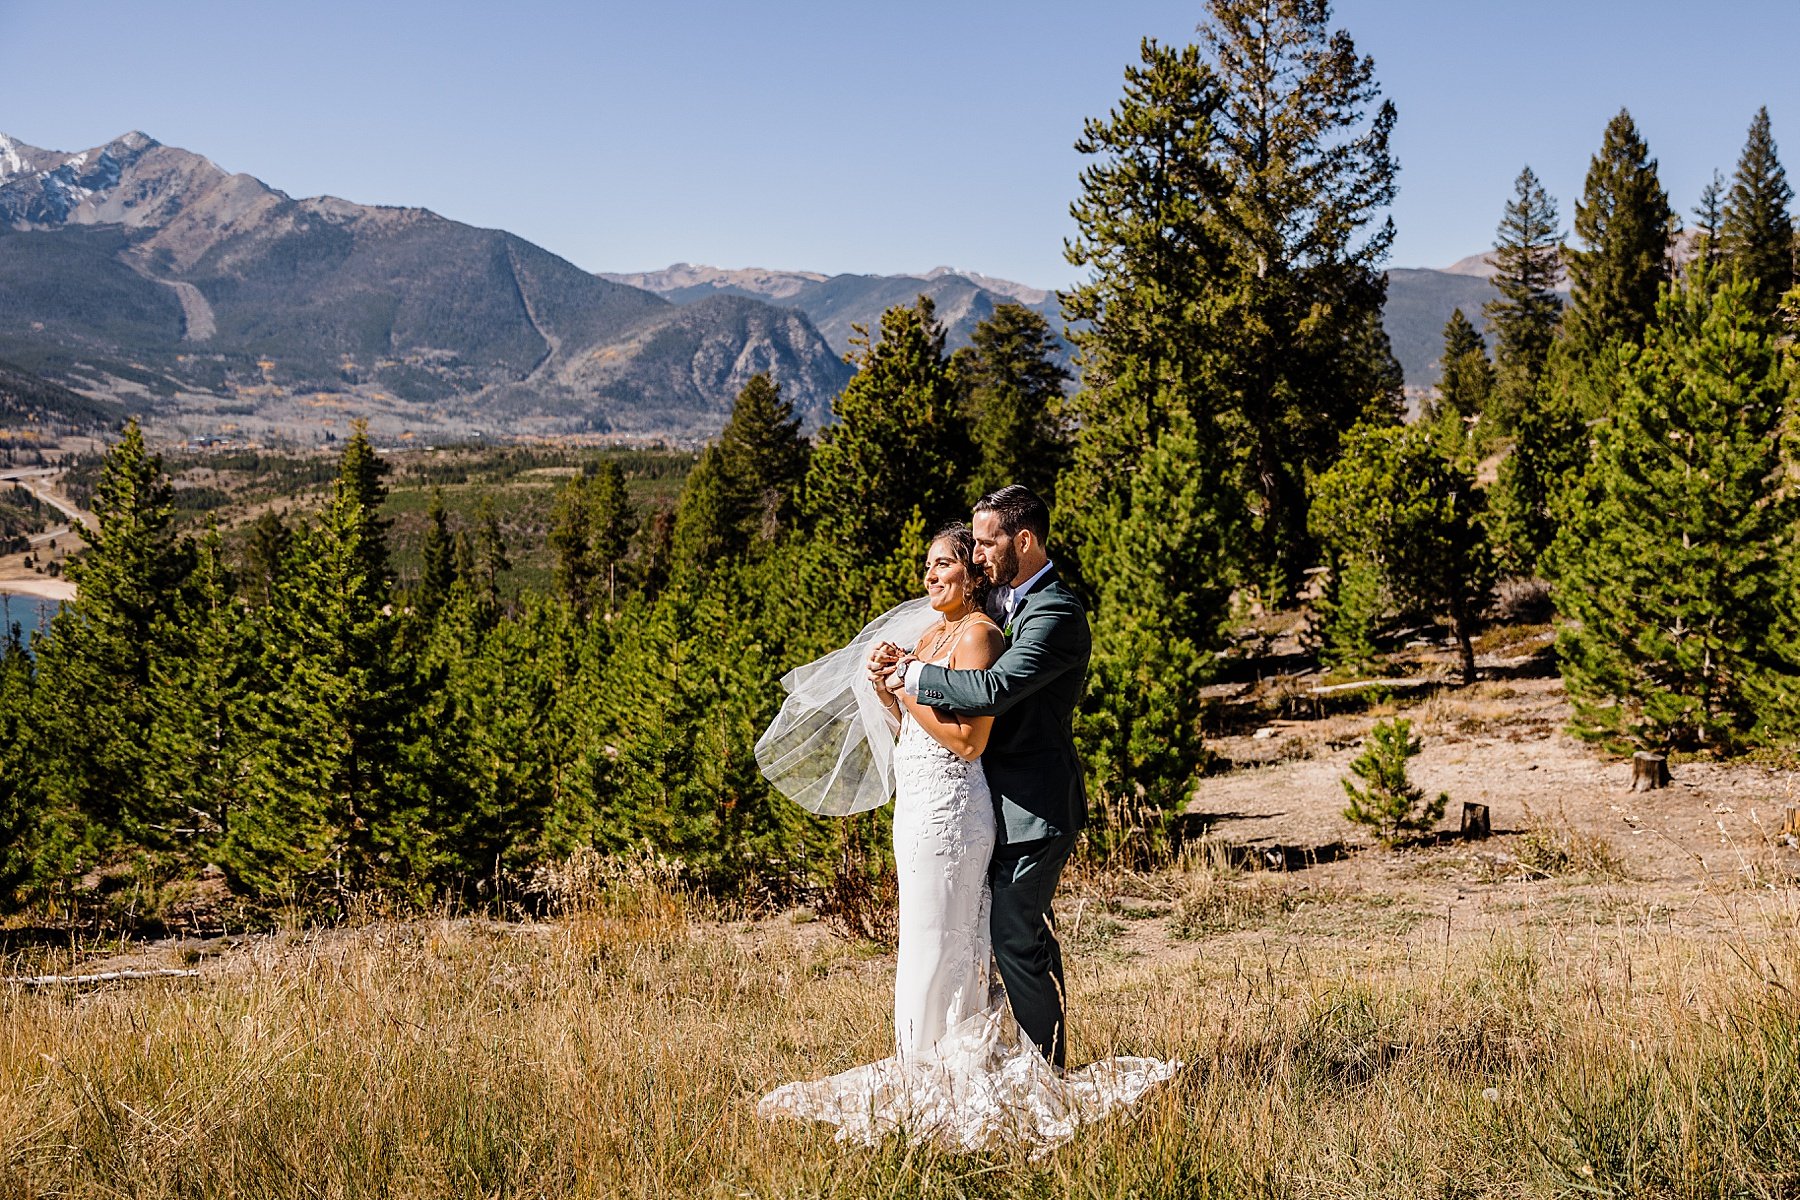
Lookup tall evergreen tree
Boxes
[950,304,1072,504]
[231,440,422,903]
[334,420,392,606]
[670,373,809,573]
[32,418,193,854]
[145,529,256,864]
[1488,371,1588,577]
[1198,0,1404,594]
[1563,109,1675,360]
[1720,107,1796,319]
[1550,275,1795,750]
[1483,167,1565,435]
[801,297,974,621]
[1690,170,1726,281]
[413,589,588,893]
[615,568,822,888]
[550,463,633,619]
[1433,308,1494,428]
[0,624,39,905]
[1310,423,1495,683]
[416,487,457,619]
[1061,38,1223,551]
[1061,38,1239,857]
[470,496,510,610]
[241,509,290,607]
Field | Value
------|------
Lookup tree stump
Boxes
[1630,751,1670,792]
[1460,802,1491,840]
[1782,806,1800,839]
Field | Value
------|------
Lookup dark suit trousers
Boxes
[989,832,1076,1068]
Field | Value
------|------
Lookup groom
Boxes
[885,484,1090,1068]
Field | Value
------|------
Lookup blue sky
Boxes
[1,1,1794,288]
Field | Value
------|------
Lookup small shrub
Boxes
[1341,717,1447,846]
[1514,810,1626,880]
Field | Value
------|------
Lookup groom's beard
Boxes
[985,545,1019,587]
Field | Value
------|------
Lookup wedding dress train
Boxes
[758,714,1178,1153]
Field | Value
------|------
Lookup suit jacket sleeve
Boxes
[915,594,1089,719]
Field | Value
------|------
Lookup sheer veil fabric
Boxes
[756,600,1179,1153]
[754,597,939,816]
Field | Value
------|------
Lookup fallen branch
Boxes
[1308,677,1436,698]
[3,968,200,987]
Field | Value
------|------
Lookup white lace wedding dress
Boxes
[758,710,1179,1154]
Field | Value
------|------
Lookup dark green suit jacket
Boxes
[914,570,1090,845]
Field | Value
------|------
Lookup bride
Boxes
[754,523,1176,1153]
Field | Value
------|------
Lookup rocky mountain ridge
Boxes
[602,262,1069,363]
[0,133,851,440]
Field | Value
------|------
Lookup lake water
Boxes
[0,594,60,649]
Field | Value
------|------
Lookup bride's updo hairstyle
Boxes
[931,521,993,613]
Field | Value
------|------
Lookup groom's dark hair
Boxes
[974,485,1050,544]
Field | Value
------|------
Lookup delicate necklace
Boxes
[923,610,974,659]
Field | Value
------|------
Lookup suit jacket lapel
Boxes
[1002,568,1058,639]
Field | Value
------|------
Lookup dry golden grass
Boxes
[2,860,1798,1198]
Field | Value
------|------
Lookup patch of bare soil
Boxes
[1052,673,1800,977]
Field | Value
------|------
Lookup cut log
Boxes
[1630,751,1670,792]
[1460,802,1491,840]
[2,968,200,987]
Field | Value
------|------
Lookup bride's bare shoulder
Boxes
[952,617,1005,669]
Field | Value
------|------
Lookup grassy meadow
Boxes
[2,848,1796,1199]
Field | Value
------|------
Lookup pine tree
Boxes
[144,529,256,865]
[1310,423,1494,683]
[1483,167,1565,436]
[1433,308,1494,429]
[1341,718,1446,846]
[471,496,510,610]
[241,509,290,607]
[671,373,809,573]
[32,418,194,855]
[803,298,973,562]
[715,374,809,546]
[1075,407,1238,861]
[577,561,825,890]
[416,487,456,619]
[335,420,392,606]
[1563,110,1674,362]
[230,441,423,903]
[1487,369,1588,577]
[950,304,1072,503]
[1060,38,1239,858]
[1061,37,1223,552]
[551,463,633,619]
[0,623,39,905]
[1690,170,1726,281]
[1197,0,1404,594]
[1550,274,1794,751]
[1311,555,1384,674]
[1720,107,1796,319]
[413,589,588,893]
